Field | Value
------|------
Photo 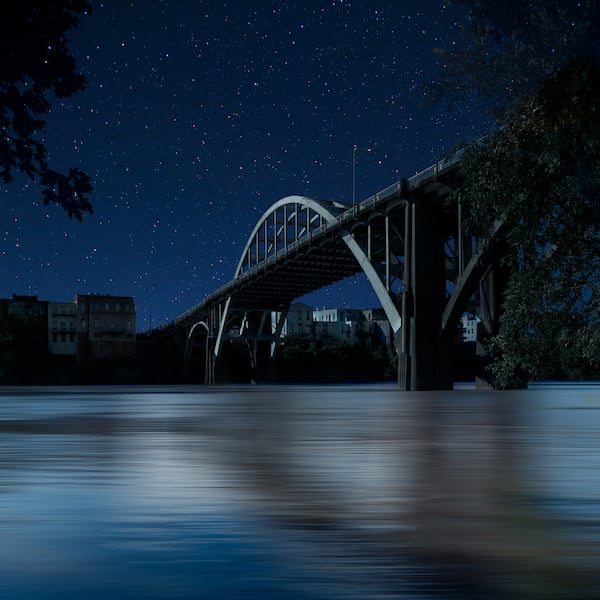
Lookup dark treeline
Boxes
[274,334,397,383]
[0,315,399,385]
[0,322,183,385]
[2,315,596,385]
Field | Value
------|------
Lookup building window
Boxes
[116,302,120,311]
[110,321,115,330]
[94,319,99,328]
[80,302,86,312]
[81,318,87,328]
[52,333,58,342]
[126,320,132,330]
[69,333,75,342]
[105,302,110,311]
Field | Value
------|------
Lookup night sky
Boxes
[1,1,489,331]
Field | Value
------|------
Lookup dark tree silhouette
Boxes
[433,1,600,385]
[430,0,600,119]
[1,1,93,220]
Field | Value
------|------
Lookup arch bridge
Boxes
[171,150,505,390]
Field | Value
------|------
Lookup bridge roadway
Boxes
[170,147,505,389]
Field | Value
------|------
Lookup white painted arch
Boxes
[234,195,403,333]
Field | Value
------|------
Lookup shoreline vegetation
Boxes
[1,331,596,386]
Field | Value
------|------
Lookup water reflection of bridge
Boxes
[171,149,505,389]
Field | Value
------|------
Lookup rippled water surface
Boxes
[1,384,599,599]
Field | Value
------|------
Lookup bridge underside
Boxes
[228,241,361,310]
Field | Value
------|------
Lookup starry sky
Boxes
[1,0,489,331]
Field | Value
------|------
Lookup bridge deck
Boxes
[172,149,465,330]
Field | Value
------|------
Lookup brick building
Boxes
[74,294,136,361]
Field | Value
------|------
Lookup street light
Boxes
[352,144,372,207]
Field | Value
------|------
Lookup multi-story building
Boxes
[0,294,49,351]
[282,303,479,347]
[280,303,393,346]
[281,302,314,337]
[0,292,136,361]
[75,294,136,361]
[6,294,48,319]
[48,301,77,355]
[460,312,480,342]
[313,307,363,342]
[360,308,393,346]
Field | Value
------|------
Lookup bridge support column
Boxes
[205,333,216,384]
[245,310,281,383]
[247,339,276,383]
[402,194,451,391]
[206,302,225,384]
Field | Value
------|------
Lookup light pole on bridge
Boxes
[352,144,373,207]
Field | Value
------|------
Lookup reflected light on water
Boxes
[0,384,599,599]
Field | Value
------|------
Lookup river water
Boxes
[1,384,599,599]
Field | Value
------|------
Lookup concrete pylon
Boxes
[398,194,450,391]
[204,332,216,384]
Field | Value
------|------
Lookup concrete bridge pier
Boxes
[398,194,451,391]
[243,308,287,383]
[245,338,275,383]
[204,332,216,384]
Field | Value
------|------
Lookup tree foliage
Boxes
[1,1,93,220]
[431,0,600,119]
[438,1,600,385]
[276,333,397,383]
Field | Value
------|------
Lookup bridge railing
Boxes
[349,146,466,218]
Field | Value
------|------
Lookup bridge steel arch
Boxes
[183,321,212,382]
